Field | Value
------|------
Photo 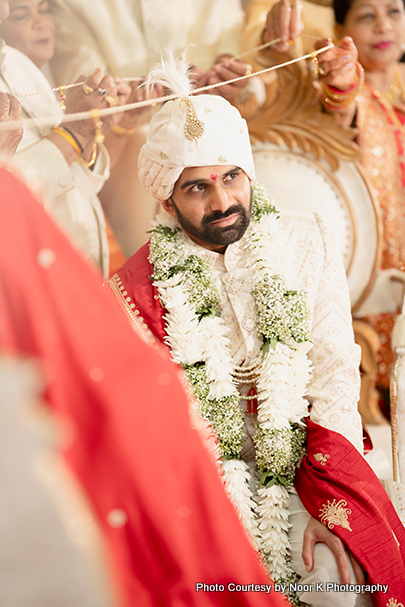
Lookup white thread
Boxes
[0,43,333,132]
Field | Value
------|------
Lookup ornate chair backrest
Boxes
[382,307,405,525]
[242,56,382,312]
[391,294,405,485]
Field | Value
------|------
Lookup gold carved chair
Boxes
[238,54,385,424]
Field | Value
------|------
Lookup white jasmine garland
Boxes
[149,183,312,599]
[257,484,291,579]
[200,315,237,399]
[222,459,262,549]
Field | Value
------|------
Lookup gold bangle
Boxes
[322,88,357,107]
[51,125,82,155]
[112,124,137,137]
[324,88,358,101]
[323,80,363,101]
[323,95,356,109]
[89,109,105,144]
[322,88,358,106]
[322,62,364,103]
[78,142,98,168]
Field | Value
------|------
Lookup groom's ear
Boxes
[162,198,176,217]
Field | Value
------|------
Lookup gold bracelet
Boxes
[78,143,98,168]
[51,125,83,155]
[322,90,357,107]
[112,124,137,137]
[89,109,105,144]
[322,63,364,105]
[322,95,356,109]
[325,88,358,102]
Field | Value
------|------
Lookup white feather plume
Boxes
[144,45,195,97]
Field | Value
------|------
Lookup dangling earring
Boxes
[58,86,67,111]
[310,52,319,78]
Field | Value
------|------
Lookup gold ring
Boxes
[105,95,117,107]
[245,69,252,77]
[82,83,94,95]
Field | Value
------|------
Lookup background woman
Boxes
[315,0,405,416]
[0,0,138,276]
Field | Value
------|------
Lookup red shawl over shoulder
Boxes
[113,242,405,607]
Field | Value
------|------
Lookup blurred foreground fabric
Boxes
[0,167,288,607]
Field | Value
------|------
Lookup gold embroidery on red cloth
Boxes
[387,599,404,607]
[314,452,330,466]
[106,274,158,349]
[319,499,352,532]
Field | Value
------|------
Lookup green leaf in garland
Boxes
[262,339,270,354]
[198,306,218,319]
[251,182,278,221]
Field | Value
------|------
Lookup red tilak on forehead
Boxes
[210,173,218,181]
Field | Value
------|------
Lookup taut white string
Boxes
[0,42,333,132]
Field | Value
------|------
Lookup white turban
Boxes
[138,94,256,202]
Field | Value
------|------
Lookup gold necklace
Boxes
[370,66,405,103]
[366,76,405,147]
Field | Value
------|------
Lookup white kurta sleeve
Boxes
[11,138,75,201]
[307,213,364,453]
[11,138,110,278]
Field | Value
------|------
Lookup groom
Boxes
[107,60,405,607]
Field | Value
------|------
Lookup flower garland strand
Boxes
[149,183,312,603]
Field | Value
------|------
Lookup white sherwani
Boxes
[185,209,363,453]
[0,42,109,277]
[110,204,369,606]
[180,209,365,607]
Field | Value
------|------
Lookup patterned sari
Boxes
[356,81,405,392]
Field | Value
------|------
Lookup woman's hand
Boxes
[265,0,304,53]
[193,57,252,101]
[63,68,122,148]
[316,37,358,91]
[114,78,164,132]
[0,92,23,161]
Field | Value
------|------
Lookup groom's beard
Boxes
[170,189,252,248]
